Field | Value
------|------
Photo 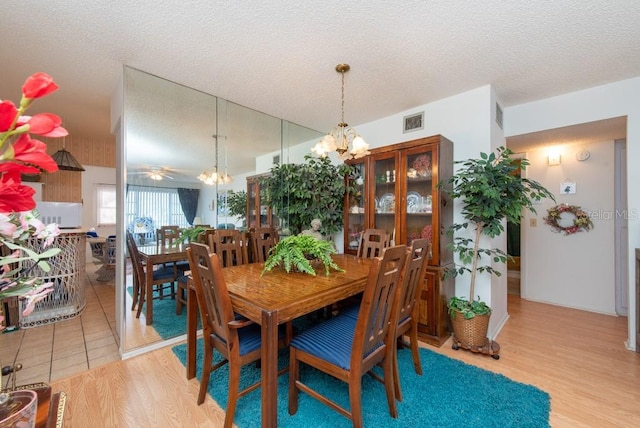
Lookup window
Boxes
[97,184,116,226]
[125,185,189,232]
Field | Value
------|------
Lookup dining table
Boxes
[136,243,188,325]
[185,253,374,428]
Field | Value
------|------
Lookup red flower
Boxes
[0,100,19,132]
[22,72,59,99]
[0,134,58,174]
[0,171,36,212]
[20,113,68,137]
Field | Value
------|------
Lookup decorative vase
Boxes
[0,390,38,428]
[450,310,490,348]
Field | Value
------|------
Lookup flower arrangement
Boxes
[544,204,593,235]
[0,72,67,330]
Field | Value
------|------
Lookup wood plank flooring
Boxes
[49,294,640,427]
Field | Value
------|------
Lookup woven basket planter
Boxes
[450,310,490,348]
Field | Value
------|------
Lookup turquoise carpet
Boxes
[172,339,550,427]
[127,287,198,339]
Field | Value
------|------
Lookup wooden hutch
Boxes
[344,135,454,346]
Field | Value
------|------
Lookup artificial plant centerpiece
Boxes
[261,235,343,276]
[440,147,554,351]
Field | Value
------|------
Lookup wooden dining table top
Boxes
[222,253,374,325]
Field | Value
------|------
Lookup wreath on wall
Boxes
[543,204,594,235]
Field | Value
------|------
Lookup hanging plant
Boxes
[543,204,593,235]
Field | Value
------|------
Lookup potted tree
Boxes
[440,146,554,357]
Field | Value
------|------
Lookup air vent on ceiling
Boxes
[496,102,503,129]
[403,112,424,133]
[273,154,280,165]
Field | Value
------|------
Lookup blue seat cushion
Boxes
[213,319,286,356]
[290,313,358,370]
[152,267,176,281]
[340,304,360,320]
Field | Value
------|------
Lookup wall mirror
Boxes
[121,66,323,353]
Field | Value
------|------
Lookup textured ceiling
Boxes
[1,0,638,174]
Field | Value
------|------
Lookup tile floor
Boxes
[0,262,119,386]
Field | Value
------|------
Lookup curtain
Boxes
[177,188,200,225]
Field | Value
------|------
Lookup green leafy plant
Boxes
[261,235,343,276]
[218,190,248,227]
[176,225,209,245]
[261,155,356,236]
[440,146,555,318]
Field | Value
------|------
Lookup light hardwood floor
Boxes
[47,293,640,427]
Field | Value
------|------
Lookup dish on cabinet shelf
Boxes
[406,191,421,213]
[378,193,395,213]
[412,154,432,177]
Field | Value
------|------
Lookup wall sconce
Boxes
[547,148,561,166]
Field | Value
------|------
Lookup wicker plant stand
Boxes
[450,311,500,360]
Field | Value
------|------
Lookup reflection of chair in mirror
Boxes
[157,225,180,247]
[288,245,407,426]
[211,229,248,267]
[356,228,390,259]
[248,227,278,263]
[130,216,155,245]
[126,231,178,318]
[186,242,287,427]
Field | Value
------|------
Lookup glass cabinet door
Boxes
[403,147,434,248]
[345,160,366,252]
[372,153,398,245]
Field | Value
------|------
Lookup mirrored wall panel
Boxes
[121,67,323,353]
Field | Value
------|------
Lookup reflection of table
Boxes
[137,244,188,324]
[186,254,373,427]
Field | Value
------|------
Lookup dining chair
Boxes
[390,238,430,401]
[157,225,181,247]
[248,227,278,263]
[288,244,407,427]
[126,231,178,318]
[186,242,287,428]
[157,225,191,273]
[356,228,390,259]
[211,229,248,267]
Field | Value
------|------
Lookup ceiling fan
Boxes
[129,167,175,181]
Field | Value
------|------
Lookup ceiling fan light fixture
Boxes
[51,148,85,171]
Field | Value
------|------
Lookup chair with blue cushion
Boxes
[288,244,407,427]
[126,231,178,318]
[390,238,430,401]
[187,242,287,428]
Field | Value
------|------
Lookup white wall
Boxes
[521,141,616,314]
[505,76,640,350]
[82,166,117,237]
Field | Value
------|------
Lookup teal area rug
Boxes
[127,286,198,340]
[172,339,550,427]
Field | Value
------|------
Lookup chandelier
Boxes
[197,135,233,185]
[311,64,370,160]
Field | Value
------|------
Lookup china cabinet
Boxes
[344,135,454,346]
[246,173,277,229]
